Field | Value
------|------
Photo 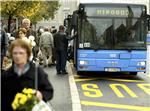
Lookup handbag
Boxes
[32,63,54,111]
[32,100,53,111]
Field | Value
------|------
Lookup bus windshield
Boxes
[79,5,147,50]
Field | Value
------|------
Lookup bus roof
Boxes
[79,3,146,7]
[78,0,146,5]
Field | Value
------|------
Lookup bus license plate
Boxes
[105,68,120,72]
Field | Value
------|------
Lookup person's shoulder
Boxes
[29,28,36,32]
[49,32,53,35]
[41,32,46,36]
[29,62,45,74]
[53,32,59,37]
[29,28,36,34]
[46,31,52,35]
[37,66,48,77]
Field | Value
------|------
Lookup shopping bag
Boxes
[32,100,53,111]
[34,63,54,111]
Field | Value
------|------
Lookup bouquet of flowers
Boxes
[12,88,53,111]
[11,88,38,111]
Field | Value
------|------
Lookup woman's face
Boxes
[12,46,28,65]
[18,31,25,38]
[22,21,30,29]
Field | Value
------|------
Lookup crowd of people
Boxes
[1,18,76,111]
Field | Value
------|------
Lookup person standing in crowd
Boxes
[39,27,53,67]
[1,28,9,72]
[16,28,36,61]
[21,19,38,61]
[37,27,44,65]
[53,25,76,74]
[51,28,57,65]
[37,27,44,38]
[21,19,37,39]
[12,18,36,39]
[1,39,53,111]
[17,28,28,40]
[12,18,38,61]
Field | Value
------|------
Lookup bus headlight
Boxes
[79,60,88,65]
[137,62,146,66]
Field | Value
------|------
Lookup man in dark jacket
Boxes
[1,28,9,70]
[53,25,76,74]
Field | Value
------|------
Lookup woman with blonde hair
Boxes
[2,39,53,111]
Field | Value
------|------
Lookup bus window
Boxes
[80,18,113,49]
[114,19,146,49]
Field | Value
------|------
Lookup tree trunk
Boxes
[8,15,12,33]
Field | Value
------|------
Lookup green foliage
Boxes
[1,0,60,24]
[42,1,60,20]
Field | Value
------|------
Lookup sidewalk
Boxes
[43,65,72,111]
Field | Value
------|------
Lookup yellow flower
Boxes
[22,88,35,94]
[11,93,23,110]
[19,94,27,105]
[11,102,18,110]
[16,93,27,103]
[27,93,32,99]
[12,88,37,110]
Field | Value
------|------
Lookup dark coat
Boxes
[53,31,75,51]
[1,29,9,56]
[53,32,68,51]
[1,62,53,111]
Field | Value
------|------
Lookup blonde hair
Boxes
[22,18,30,24]
[9,39,32,59]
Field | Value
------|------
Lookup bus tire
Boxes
[77,71,82,75]
[130,72,137,76]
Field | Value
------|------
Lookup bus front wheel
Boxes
[77,71,82,75]
[130,72,137,76]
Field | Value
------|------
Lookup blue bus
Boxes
[64,3,149,75]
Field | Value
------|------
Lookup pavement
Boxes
[43,65,72,111]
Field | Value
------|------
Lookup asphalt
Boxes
[74,72,150,111]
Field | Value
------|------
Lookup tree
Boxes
[1,0,60,32]
[29,1,60,24]
[42,1,60,20]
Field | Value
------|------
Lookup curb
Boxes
[140,72,150,78]
[67,62,82,111]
